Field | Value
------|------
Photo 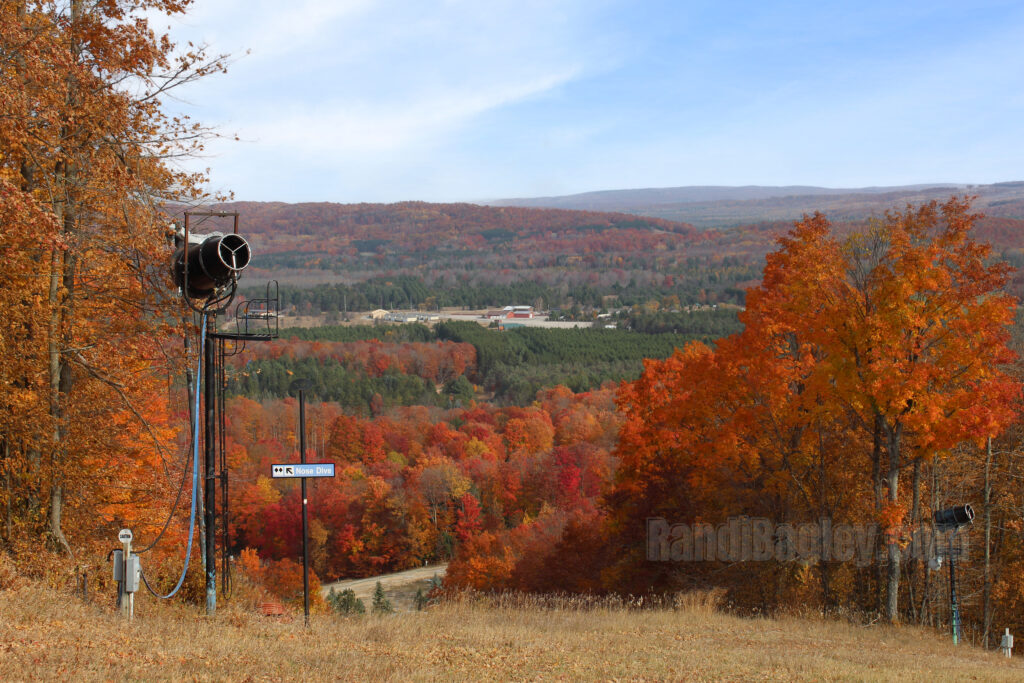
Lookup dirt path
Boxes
[320,563,448,610]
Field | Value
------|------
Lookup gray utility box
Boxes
[124,555,141,593]
[112,549,124,581]
[112,550,141,592]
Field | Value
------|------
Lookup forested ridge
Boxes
[200,199,1024,648]
[236,202,1024,315]
[230,200,765,311]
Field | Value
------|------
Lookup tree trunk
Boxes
[47,241,66,549]
[45,0,83,555]
[872,414,885,614]
[983,436,993,648]
[818,429,833,613]
[907,458,922,623]
[48,484,72,556]
[885,419,902,623]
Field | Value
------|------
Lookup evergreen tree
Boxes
[413,587,428,611]
[371,581,393,614]
[327,587,366,615]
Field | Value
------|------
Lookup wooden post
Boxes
[121,536,131,619]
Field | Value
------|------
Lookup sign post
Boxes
[300,389,310,627]
[270,463,335,478]
[280,380,335,627]
[268,453,334,623]
[118,528,133,620]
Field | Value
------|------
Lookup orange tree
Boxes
[808,199,1019,621]
[0,0,225,560]
[603,199,1020,618]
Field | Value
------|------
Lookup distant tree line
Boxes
[616,307,743,336]
[226,357,442,412]
[436,322,716,403]
[245,271,753,314]
[225,321,731,406]
[279,323,435,343]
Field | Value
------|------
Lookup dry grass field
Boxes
[1,582,1022,682]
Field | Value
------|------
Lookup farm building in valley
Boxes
[485,305,535,320]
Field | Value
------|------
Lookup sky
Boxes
[154,0,1024,204]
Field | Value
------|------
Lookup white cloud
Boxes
[146,0,375,56]
[243,68,580,156]
[224,0,375,60]
[159,0,599,199]
[153,1,1024,202]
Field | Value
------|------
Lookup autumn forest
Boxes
[5,0,1024,660]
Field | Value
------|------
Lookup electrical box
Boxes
[124,555,141,593]
[112,550,124,581]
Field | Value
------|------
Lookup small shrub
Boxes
[327,587,365,615]
[414,587,428,611]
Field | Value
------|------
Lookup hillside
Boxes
[220,200,762,310]
[2,582,1021,681]
[218,200,702,265]
[489,183,957,212]
[218,194,1024,312]
[489,181,1024,228]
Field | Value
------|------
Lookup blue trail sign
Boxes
[271,463,336,478]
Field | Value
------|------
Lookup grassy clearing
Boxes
[321,563,446,613]
[1,582,1021,681]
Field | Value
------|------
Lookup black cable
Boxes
[134,315,198,555]
[139,312,208,599]
[133,439,192,555]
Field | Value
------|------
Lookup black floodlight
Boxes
[933,505,974,532]
[288,378,314,397]
[172,230,251,299]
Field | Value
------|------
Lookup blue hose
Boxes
[141,313,206,599]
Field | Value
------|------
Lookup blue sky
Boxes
[157,0,1024,203]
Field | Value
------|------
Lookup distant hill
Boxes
[220,200,698,243]
[211,201,743,307]
[197,193,1023,312]
[488,182,1024,229]
[489,183,958,209]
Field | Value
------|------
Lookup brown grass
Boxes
[1,581,1021,682]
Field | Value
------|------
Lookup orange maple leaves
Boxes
[603,197,1021,611]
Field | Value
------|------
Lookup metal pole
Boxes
[220,339,230,597]
[204,324,217,615]
[300,389,310,626]
[949,531,960,645]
